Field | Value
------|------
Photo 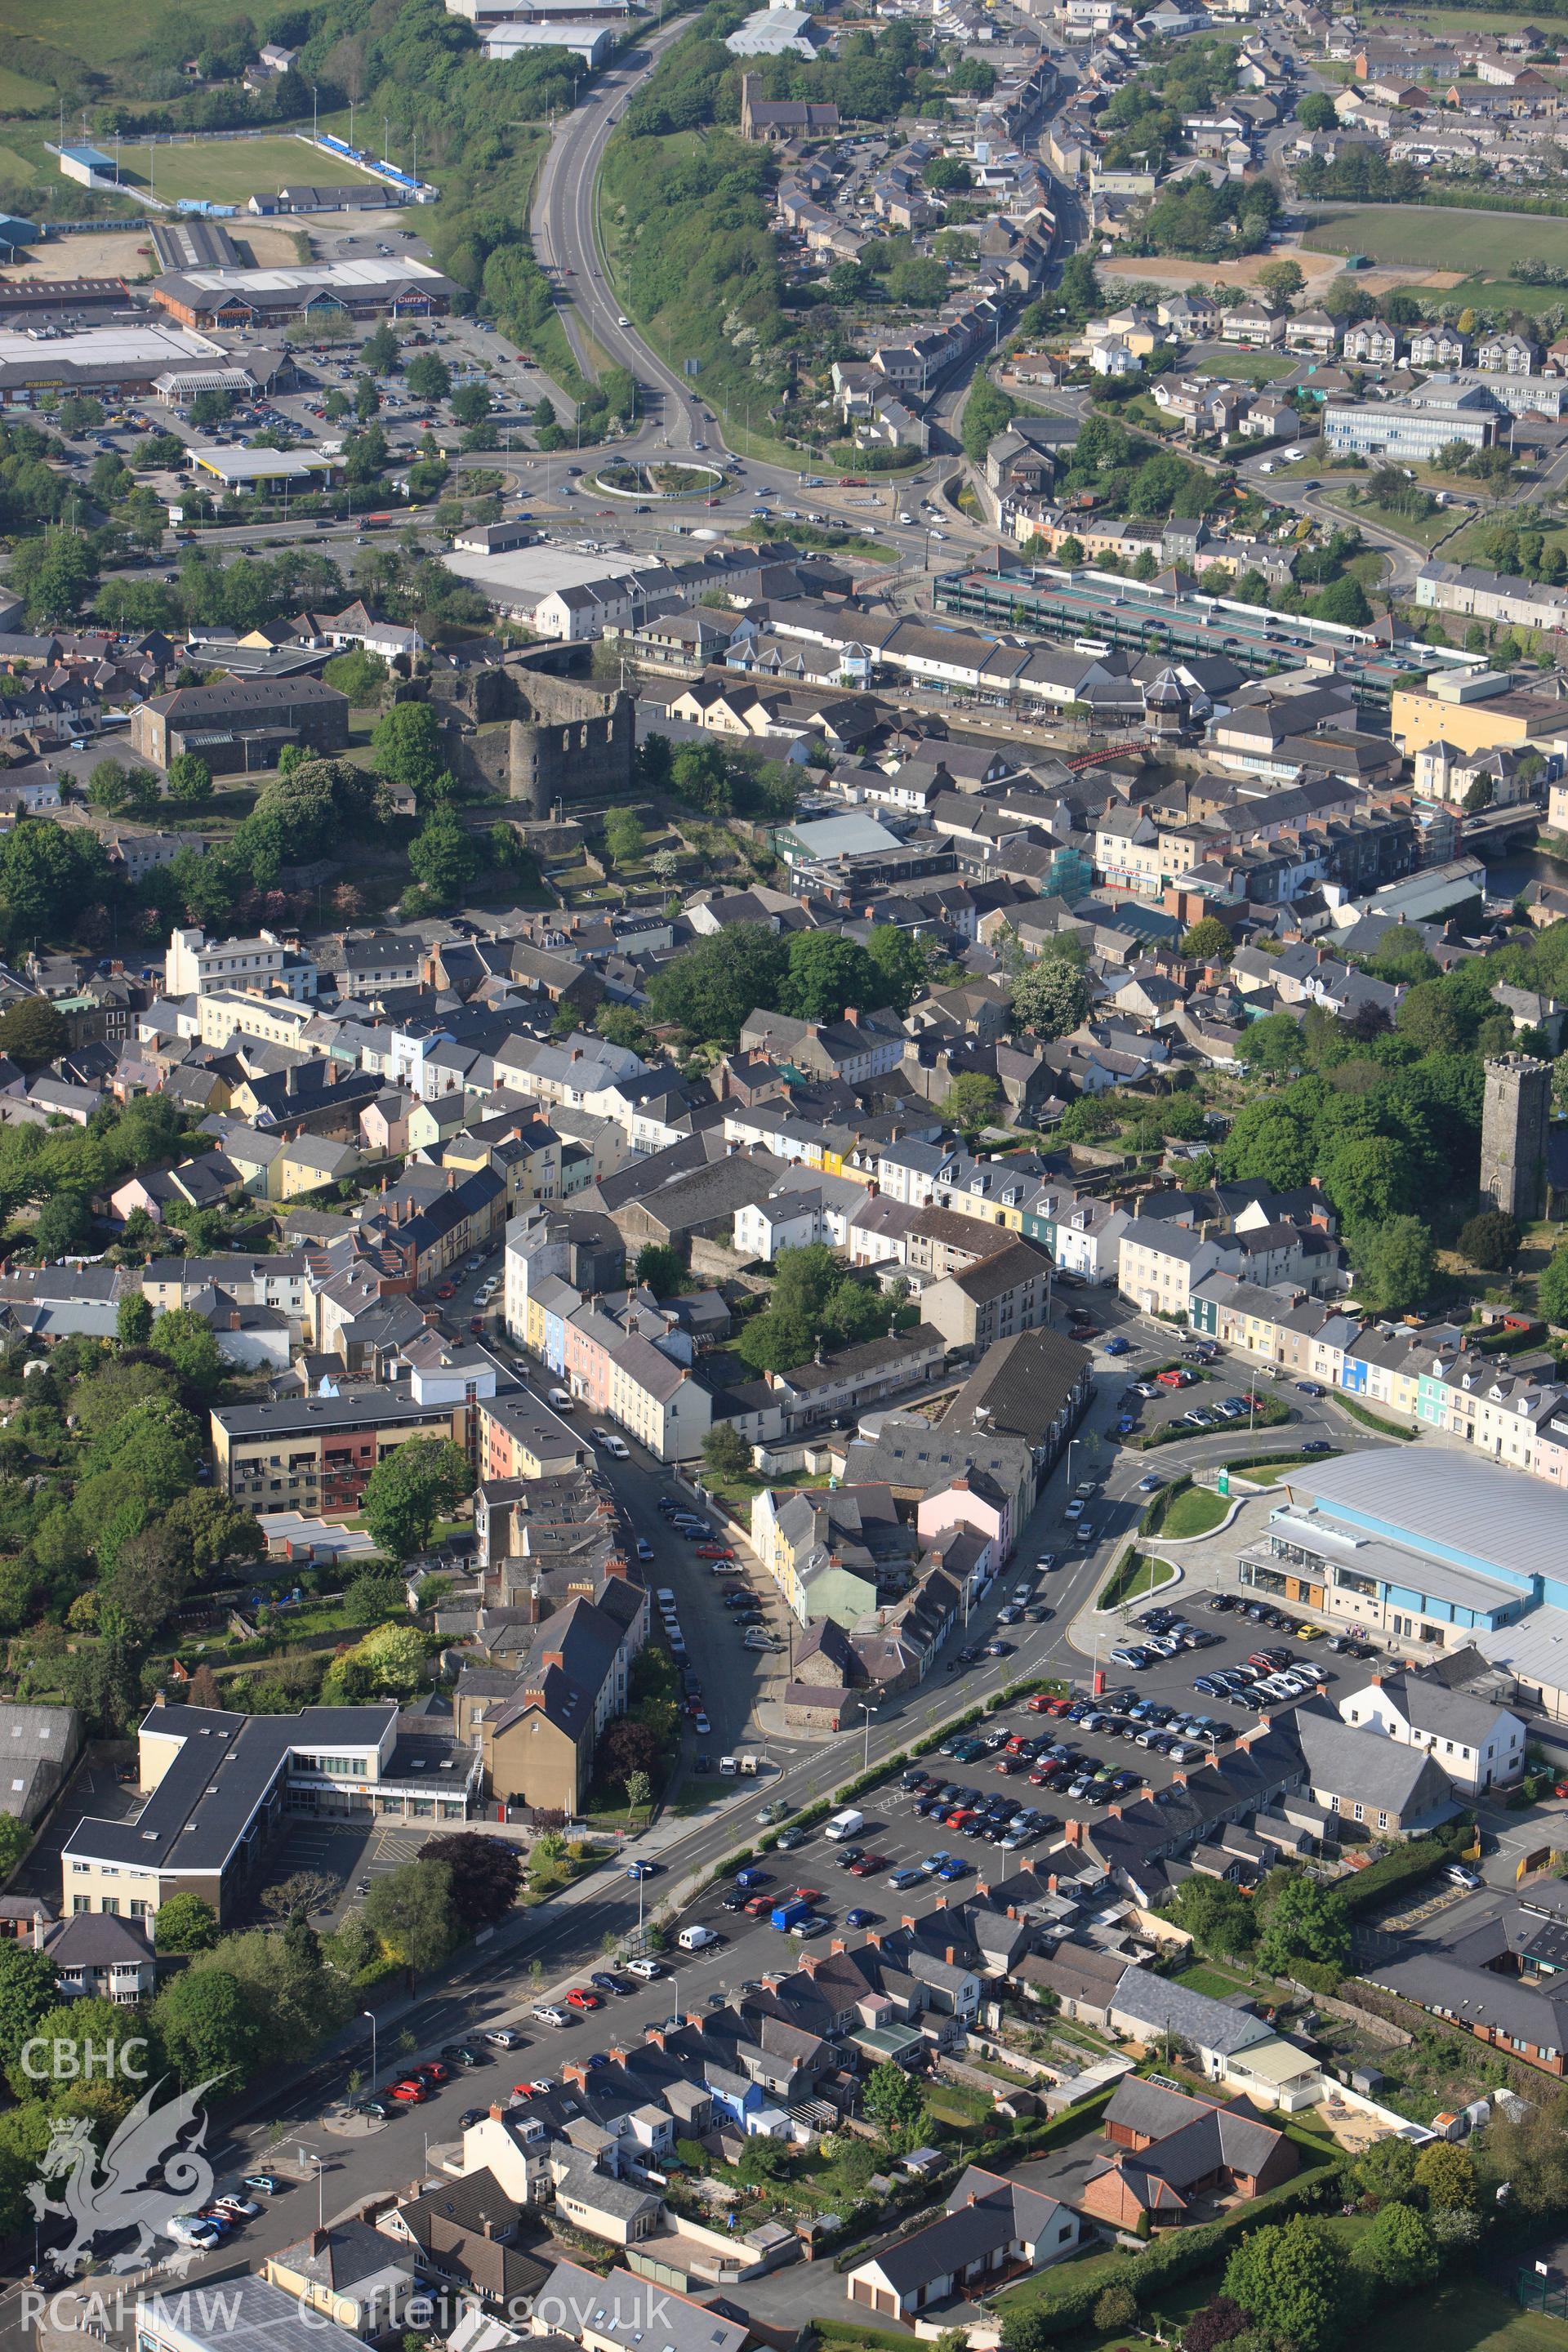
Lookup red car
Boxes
[848,1854,884,1875]
[388,2080,427,2103]
[792,1886,822,1903]
[565,1988,603,2011]
[695,1545,734,1561]
[415,2060,452,2085]
[745,1894,773,1917]
[436,1284,457,1300]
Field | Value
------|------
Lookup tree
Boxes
[1222,2215,1348,2352]
[1296,90,1337,129]
[324,1620,428,1703]
[416,1833,521,1928]
[0,1942,62,2075]
[924,154,972,189]
[33,1192,90,1259]
[154,1967,265,2090]
[407,354,453,403]
[603,809,647,869]
[364,1860,457,1976]
[1012,957,1090,1039]
[1170,1874,1256,1959]
[702,1423,753,1481]
[1094,2286,1138,2334]
[863,2059,926,2132]
[632,1243,683,1298]
[1357,2200,1437,2292]
[361,323,399,374]
[1256,1875,1350,1977]
[1457,1209,1521,1268]
[153,1892,219,1953]
[0,998,68,1072]
[1181,916,1233,963]
[151,1306,224,1401]
[361,1441,470,1564]
[942,1071,1002,1131]
[1258,259,1305,305]
[866,925,931,1016]
[451,383,492,428]
[625,1768,652,1820]
[1414,2140,1477,2212]
[166,752,212,806]
[645,924,790,1047]
[781,930,879,1023]
[117,1294,153,1348]
[1182,2301,1251,2352]
[408,808,479,902]
[1542,1247,1568,1327]
[595,1714,662,1788]
[1352,1214,1435,1315]
[372,701,447,796]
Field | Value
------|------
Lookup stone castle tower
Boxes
[1480,1053,1552,1223]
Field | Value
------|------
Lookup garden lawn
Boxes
[1318,488,1459,549]
[1379,2278,1568,2352]
[1446,514,1568,569]
[1302,208,1568,270]
[1098,1550,1177,1609]
[113,135,375,205]
[1156,1486,1228,1539]
[1195,350,1298,381]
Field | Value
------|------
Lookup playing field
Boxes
[1302,205,1568,272]
[113,134,378,206]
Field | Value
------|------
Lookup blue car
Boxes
[1104,1335,1131,1356]
[936,1858,970,1882]
[1116,1416,1137,1436]
[844,1906,878,1928]
[734,1867,770,1890]
[626,1861,656,1881]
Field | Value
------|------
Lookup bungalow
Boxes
[1080,2077,1297,2231]
[846,2165,1081,2320]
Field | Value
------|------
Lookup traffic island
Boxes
[592,460,724,500]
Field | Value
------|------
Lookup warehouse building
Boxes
[1239,1450,1566,1648]
[150,255,456,330]
[0,321,230,406]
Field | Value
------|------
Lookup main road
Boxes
[531,20,712,459]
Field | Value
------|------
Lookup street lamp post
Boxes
[361,2007,377,2088]
[860,1697,880,1773]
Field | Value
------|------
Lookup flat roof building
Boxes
[1243,1450,1568,1648]
[65,1698,479,1924]
[152,256,456,330]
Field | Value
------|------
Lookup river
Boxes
[1477,841,1568,902]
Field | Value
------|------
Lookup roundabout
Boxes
[592,459,725,501]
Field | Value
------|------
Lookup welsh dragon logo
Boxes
[28,2077,221,2274]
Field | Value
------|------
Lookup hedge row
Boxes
[1001,2154,1352,2337]
[1338,1819,1473,1915]
[1140,1473,1193,1538]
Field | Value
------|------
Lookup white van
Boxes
[825,1808,865,1842]
[655,1588,677,1610]
[601,1433,630,1459]
[678,1924,719,1951]
[547,1388,575,1410]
